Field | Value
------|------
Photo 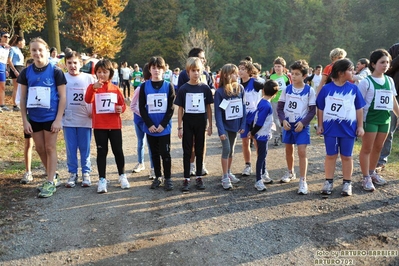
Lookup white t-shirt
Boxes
[63,73,95,128]
[121,67,131,80]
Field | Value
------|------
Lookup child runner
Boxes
[63,51,95,188]
[239,60,264,176]
[316,58,365,196]
[358,49,399,191]
[270,57,291,146]
[7,35,25,111]
[175,57,213,192]
[16,59,34,183]
[214,63,246,190]
[85,59,130,193]
[139,56,175,191]
[130,63,155,178]
[132,64,143,90]
[248,80,279,191]
[277,60,316,194]
[0,32,10,112]
[18,37,67,198]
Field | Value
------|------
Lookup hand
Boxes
[356,126,364,137]
[23,122,33,135]
[115,105,122,113]
[294,121,303,132]
[247,132,252,138]
[93,81,103,90]
[220,134,226,141]
[178,128,183,139]
[316,125,324,135]
[156,125,165,133]
[207,127,212,136]
[238,129,245,134]
[51,120,62,133]
[148,125,157,134]
[283,120,291,131]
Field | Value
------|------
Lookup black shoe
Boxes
[164,178,174,191]
[150,177,163,189]
[195,178,205,190]
[182,179,190,192]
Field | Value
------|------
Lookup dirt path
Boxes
[1,110,399,266]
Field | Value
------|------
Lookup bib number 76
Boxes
[231,105,240,113]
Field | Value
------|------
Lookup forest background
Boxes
[1,0,399,72]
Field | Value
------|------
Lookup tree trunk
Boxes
[46,0,60,51]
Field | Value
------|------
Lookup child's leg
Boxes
[369,132,388,171]
[297,144,308,179]
[24,136,33,173]
[340,155,353,181]
[183,122,195,178]
[93,129,109,178]
[325,154,338,178]
[146,135,154,169]
[285,144,294,171]
[359,132,377,176]
[221,136,231,175]
[63,127,79,174]
[109,129,125,175]
[158,134,172,179]
[77,127,92,174]
[227,131,238,171]
[43,130,59,182]
[194,121,206,176]
[147,135,162,178]
[256,140,267,181]
[242,137,251,163]
[134,121,145,164]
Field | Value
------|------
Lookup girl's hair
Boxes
[329,48,347,61]
[358,58,369,67]
[239,60,255,76]
[30,37,49,50]
[290,60,309,76]
[185,57,202,73]
[143,63,151,80]
[10,35,24,46]
[369,49,391,72]
[149,56,166,70]
[219,63,241,97]
[330,58,353,79]
[94,59,114,80]
[273,56,286,67]
[263,80,279,97]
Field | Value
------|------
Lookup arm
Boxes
[7,50,18,78]
[51,84,66,132]
[277,101,285,124]
[356,108,364,137]
[84,84,95,103]
[130,86,140,115]
[213,92,226,137]
[159,83,175,129]
[177,106,184,139]
[20,84,32,134]
[206,104,212,136]
[316,109,324,135]
[299,105,316,127]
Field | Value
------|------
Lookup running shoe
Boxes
[341,182,352,196]
[97,177,108,193]
[362,176,375,192]
[119,174,130,189]
[321,180,333,195]
[38,182,56,198]
[65,173,77,188]
[280,171,296,183]
[222,177,233,190]
[298,179,308,195]
[20,172,33,184]
[81,173,92,187]
[254,180,267,191]
[242,165,252,176]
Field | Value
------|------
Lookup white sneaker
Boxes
[148,168,155,180]
[254,180,267,191]
[221,177,232,190]
[261,170,273,184]
[202,164,209,175]
[321,180,333,195]
[132,163,145,173]
[190,163,196,176]
[81,173,92,187]
[341,182,352,196]
[362,176,375,192]
[370,172,387,186]
[20,172,33,184]
[280,171,296,183]
[242,165,252,176]
[97,178,108,193]
[119,174,130,189]
[65,173,77,188]
[228,173,240,183]
[297,179,308,195]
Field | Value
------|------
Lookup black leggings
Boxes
[183,117,206,177]
[122,79,130,98]
[147,134,171,179]
[93,129,125,178]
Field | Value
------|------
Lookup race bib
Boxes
[185,93,205,113]
[0,48,9,64]
[95,92,117,114]
[225,99,243,120]
[27,86,51,108]
[324,96,347,120]
[67,87,85,108]
[244,92,257,113]
[285,95,304,122]
[147,93,167,114]
[374,89,393,111]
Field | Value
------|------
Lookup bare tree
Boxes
[179,27,215,69]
